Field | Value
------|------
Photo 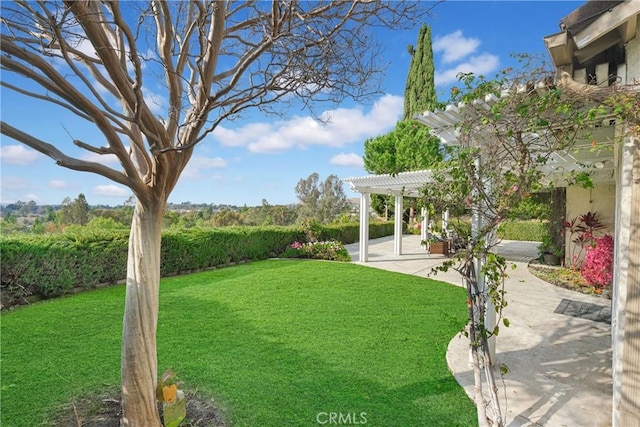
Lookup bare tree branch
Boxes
[2,0,436,200]
[0,121,138,191]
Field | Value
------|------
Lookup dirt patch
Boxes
[47,389,227,426]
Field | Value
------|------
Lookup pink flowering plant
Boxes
[581,234,614,289]
[565,211,606,268]
[281,240,351,262]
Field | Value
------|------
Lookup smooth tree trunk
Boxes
[463,259,503,427]
[466,274,490,427]
[121,199,165,426]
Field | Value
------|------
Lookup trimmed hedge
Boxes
[159,226,305,275]
[497,220,547,242]
[1,222,393,307]
[316,221,394,243]
[0,231,130,304]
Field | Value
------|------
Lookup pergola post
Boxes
[613,131,639,426]
[421,207,428,249]
[442,209,450,236]
[472,156,497,363]
[394,194,403,256]
[358,192,370,262]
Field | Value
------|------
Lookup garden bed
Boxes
[528,263,611,298]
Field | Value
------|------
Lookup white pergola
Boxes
[343,170,439,262]
[344,91,618,363]
[345,91,615,265]
[347,2,637,423]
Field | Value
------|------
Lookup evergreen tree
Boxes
[363,22,440,177]
[58,194,90,226]
[403,24,437,120]
[363,23,441,221]
[295,172,321,222]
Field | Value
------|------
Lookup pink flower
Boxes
[581,235,614,288]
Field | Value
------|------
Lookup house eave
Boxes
[544,0,640,68]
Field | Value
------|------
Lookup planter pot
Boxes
[429,241,449,255]
[543,253,560,266]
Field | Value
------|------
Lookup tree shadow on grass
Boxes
[158,295,477,426]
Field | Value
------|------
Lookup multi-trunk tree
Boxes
[0,1,433,424]
[295,172,348,224]
[58,193,90,226]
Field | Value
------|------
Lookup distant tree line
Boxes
[0,173,352,234]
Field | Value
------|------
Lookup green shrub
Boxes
[497,220,547,241]
[0,231,130,307]
[160,226,304,275]
[507,195,551,220]
[298,221,393,244]
[369,221,395,239]
[0,222,393,306]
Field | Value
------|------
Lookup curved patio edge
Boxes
[446,261,612,427]
[346,236,612,427]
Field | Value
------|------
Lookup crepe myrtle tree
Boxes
[0,1,435,424]
[419,57,639,427]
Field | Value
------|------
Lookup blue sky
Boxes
[0,1,582,207]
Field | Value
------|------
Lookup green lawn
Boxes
[1,260,476,426]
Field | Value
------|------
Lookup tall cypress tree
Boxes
[403,24,437,121]
[363,23,440,221]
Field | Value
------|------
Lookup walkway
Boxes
[345,235,612,427]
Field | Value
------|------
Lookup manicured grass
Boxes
[1,260,476,426]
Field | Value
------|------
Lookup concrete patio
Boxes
[344,235,613,427]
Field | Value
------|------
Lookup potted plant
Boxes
[538,234,562,266]
[424,228,449,255]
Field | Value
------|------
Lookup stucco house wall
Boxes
[545,4,639,422]
[564,185,616,266]
[627,23,640,81]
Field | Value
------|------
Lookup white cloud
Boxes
[433,31,481,64]
[182,156,228,179]
[144,89,167,115]
[330,153,364,168]
[435,54,500,86]
[211,94,403,154]
[73,37,99,59]
[80,144,132,166]
[93,184,130,197]
[49,180,70,189]
[24,194,42,202]
[214,123,277,148]
[0,145,41,165]
[81,151,121,165]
